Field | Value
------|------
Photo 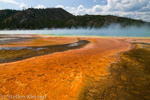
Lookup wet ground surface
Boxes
[0,37,36,45]
[78,43,150,100]
[1,35,150,100]
[0,40,89,63]
[0,34,40,45]
[0,37,130,100]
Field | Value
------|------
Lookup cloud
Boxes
[55,5,64,8]
[19,3,28,9]
[102,0,106,3]
[93,0,97,2]
[92,5,103,12]
[0,0,19,5]
[34,5,46,9]
[107,0,149,11]
[19,3,46,9]
[57,0,150,22]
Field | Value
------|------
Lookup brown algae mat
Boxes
[78,43,150,100]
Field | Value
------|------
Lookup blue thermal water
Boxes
[0,25,150,37]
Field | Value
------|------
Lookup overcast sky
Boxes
[0,0,150,22]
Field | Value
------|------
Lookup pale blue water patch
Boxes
[0,25,150,37]
[0,46,46,51]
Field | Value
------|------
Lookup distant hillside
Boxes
[0,8,149,30]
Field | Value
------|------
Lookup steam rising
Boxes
[0,24,150,37]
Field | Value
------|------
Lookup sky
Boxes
[0,0,150,22]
